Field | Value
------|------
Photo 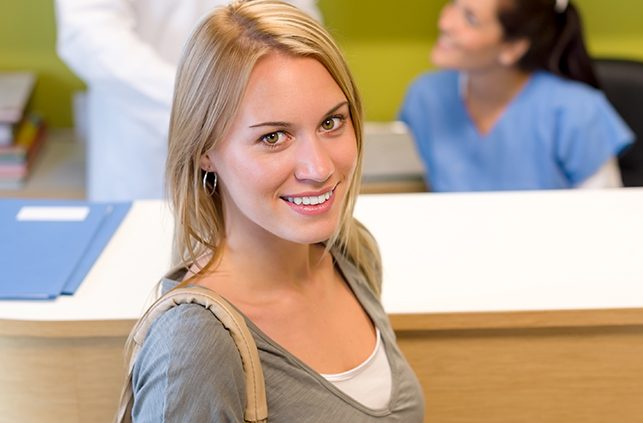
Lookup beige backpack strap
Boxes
[116,286,268,423]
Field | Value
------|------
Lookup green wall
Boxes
[0,1,84,127]
[1,0,642,128]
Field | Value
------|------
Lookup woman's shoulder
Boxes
[133,298,246,383]
[138,302,241,362]
[331,236,382,300]
[531,71,605,105]
[132,303,246,421]
[523,71,622,126]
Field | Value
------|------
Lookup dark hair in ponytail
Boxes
[497,0,600,89]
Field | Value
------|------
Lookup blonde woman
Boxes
[127,1,424,421]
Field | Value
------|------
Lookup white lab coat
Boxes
[55,0,321,201]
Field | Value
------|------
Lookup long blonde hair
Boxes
[166,0,381,293]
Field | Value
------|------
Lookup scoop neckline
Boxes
[320,327,382,381]
[161,251,399,417]
[456,70,536,139]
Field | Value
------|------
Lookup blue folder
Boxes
[61,202,131,295]
[0,199,131,300]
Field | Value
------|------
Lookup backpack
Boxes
[116,286,268,422]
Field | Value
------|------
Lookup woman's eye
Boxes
[321,116,344,131]
[464,11,478,26]
[260,131,285,145]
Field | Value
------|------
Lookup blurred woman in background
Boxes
[400,0,633,192]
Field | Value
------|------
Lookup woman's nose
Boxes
[438,3,456,32]
[294,135,334,183]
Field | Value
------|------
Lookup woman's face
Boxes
[431,0,511,71]
[203,52,357,246]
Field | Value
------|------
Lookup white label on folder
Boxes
[16,206,90,221]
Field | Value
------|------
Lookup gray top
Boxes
[131,252,425,422]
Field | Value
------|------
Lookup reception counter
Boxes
[2,189,643,422]
[357,189,643,423]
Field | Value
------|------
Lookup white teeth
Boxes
[286,189,334,206]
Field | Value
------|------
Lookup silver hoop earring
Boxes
[202,171,217,196]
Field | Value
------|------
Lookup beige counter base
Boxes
[0,335,126,423]
[2,308,642,422]
[395,308,643,423]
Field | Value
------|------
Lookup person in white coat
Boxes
[55,0,321,201]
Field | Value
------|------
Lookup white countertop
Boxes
[2,188,643,322]
[361,189,643,314]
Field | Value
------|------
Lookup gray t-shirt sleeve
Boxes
[131,304,246,422]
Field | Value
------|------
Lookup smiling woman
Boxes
[119,1,424,422]
[399,0,633,192]
[200,53,358,245]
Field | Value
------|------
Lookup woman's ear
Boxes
[200,152,215,172]
[499,38,530,67]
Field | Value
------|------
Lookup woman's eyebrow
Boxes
[249,120,292,129]
[249,101,349,129]
[325,101,349,116]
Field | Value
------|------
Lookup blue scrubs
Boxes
[399,70,634,192]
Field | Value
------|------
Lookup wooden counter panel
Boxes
[0,319,135,338]
[390,308,643,331]
[396,324,643,423]
[0,335,127,423]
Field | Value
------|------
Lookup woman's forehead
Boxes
[237,53,347,123]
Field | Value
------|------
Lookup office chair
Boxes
[594,58,643,187]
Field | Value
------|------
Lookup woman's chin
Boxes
[430,48,449,68]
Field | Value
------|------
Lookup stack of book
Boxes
[0,72,46,189]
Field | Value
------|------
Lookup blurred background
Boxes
[2,0,641,128]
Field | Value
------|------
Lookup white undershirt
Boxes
[320,328,392,410]
[577,158,623,189]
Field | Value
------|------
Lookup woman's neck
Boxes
[464,67,531,108]
[462,67,532,135]
[234,238,327,284]
[200,233,333,300]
